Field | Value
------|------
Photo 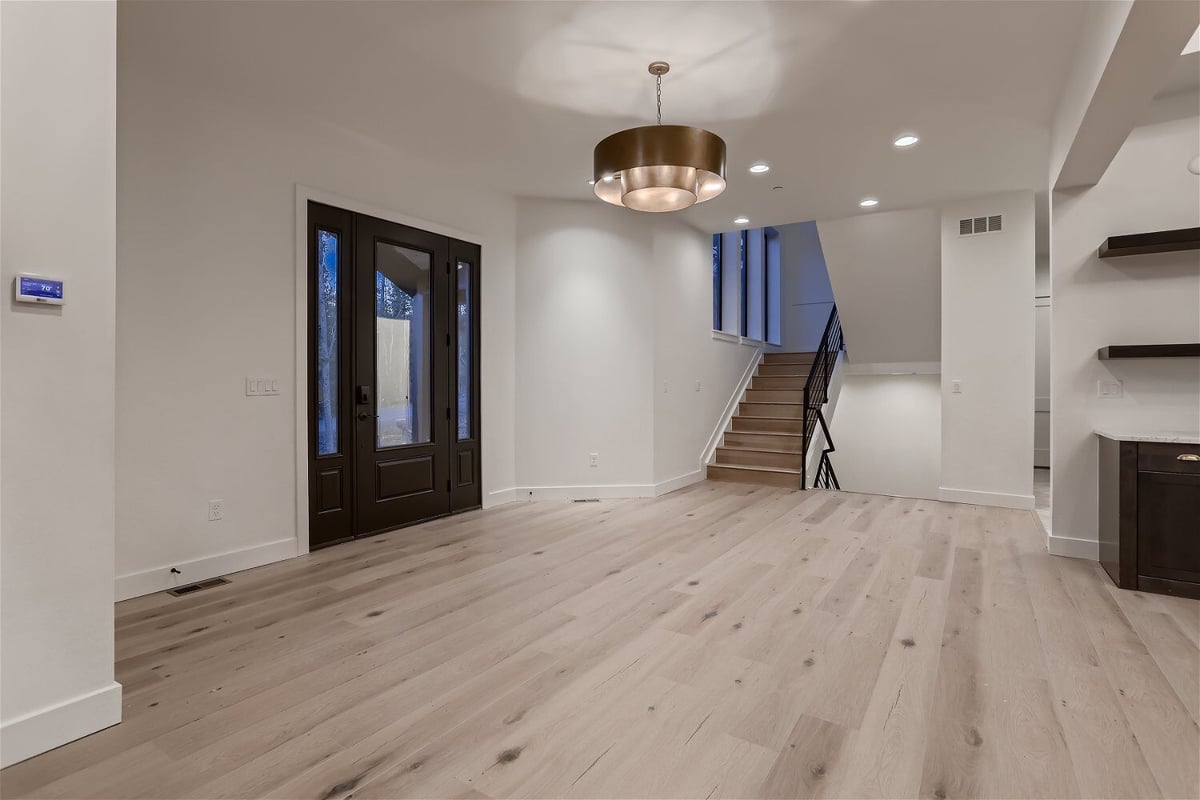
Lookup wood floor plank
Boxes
[2,482,1195,800]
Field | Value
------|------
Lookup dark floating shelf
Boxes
[1098,343,1200,360]
[1098,227,1200,259]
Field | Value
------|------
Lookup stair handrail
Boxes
[801,305,844,489]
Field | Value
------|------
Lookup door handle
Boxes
[1177,454,1200,462]
[357,410,372,421]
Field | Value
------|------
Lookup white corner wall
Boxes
[816,207,941,366]
[652,220,764,487]
[514,199,655,494]
[830,373,942,500]
[1,0,122,767]
[940,191,1036,510]
[514,199,754,496]
[1050,94,1200,557]
[115,9,518,597]
[776,221,835,352]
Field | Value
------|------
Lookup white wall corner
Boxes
[654,470,705,497]
[937,487,1035,511]
[115,538,299,601]
[1047,533,1100,561]
[484,488,520,508]
[0,682,122,769]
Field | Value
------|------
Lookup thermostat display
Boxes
[15,274,64,305]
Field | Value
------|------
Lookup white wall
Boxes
[514,198,756,495]
[830,373,942,500]
[817,207,941,366]
[653,221,763,486]
[1050,93,1200,556]
[514,199,654,492]
[776,221,835,352]
[115,14,518,596]
[0,0,122,767]
[940,191,1036,510]
[1034,256,1051,468]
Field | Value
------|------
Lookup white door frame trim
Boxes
[292,184,484,555]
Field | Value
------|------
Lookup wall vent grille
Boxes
[958,214,1004,236]
[166,576,230,596]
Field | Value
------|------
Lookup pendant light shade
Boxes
[593,63,727,213]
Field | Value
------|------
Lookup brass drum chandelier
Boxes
[593,61,727,213]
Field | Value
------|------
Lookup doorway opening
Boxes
[307,201,481,549]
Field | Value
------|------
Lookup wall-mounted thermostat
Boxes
[14,274,64,305]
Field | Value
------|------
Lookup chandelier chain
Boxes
[656,73,662,125]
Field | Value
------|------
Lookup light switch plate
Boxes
[246,376,280,396]
[951,379,962,394]
[1097,379,1123,399]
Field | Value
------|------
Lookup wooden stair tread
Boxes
[718,445,805,456]
[708,462,802,475]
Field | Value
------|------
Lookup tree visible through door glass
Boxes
[316,229,339,456]
[375,242,431,447]
[457,261,472,440]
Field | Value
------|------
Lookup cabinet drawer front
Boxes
[1138,442,1200,474]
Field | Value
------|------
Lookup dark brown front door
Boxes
[308,202,481,549]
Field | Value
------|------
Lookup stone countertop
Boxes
[1094,429,1200,444]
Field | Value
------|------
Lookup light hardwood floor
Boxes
[3,482,1197,799]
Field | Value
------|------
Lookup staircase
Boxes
[707,352,815,488]
[708,305,844,490]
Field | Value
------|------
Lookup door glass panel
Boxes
[316,229,339,456]
[456,261,472,440]
[375,242,431,447]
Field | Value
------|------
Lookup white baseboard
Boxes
[654,469,705,496]
[937,487,1035,510]
[115,537,298,601]
[484,488,519,508]
[486,473,703,506]
[511,483,657,501]
[1047,533,1099,560]
[1,681,122,768]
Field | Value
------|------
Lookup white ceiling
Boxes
[123,0,1103,232]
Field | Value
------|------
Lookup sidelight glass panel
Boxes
[456,261,472,440]
[316,229,339,456]
[375,243,431,448]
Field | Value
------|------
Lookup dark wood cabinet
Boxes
[1099,436,1200,599]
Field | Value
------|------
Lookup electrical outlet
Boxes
[208,499,224,521]
[589,452,599,468]
[1097,379,1123,399]
[951,379,962,394]
[695,380,702,392]
[663,380,669,394]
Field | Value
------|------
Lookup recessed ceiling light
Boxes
[859,198,879,208]
[893,134,919,148]
[749,163,770,174]
[734,216,750,224]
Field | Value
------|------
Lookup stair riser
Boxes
[707,465,801,489]
[752,376,808,390]
[762,353,816,365]
[732,416,806,434]
[716,448,804,470]
[745,389,805,403]
[758,364,812,377]
[739,402,806,419]
[722,432,805,452]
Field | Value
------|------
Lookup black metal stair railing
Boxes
[801,305,845,489]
